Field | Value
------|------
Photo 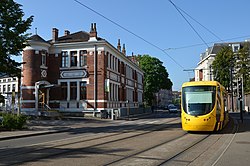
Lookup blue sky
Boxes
[15,0,250,91]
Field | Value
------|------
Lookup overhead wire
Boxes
[168,0,209,48]
[165,34,250,50]
[174,4,224,42]
[73,0,185,69]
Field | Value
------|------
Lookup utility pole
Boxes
[238,76,243,123]
[209,65,212,81]
[230,63,234,112]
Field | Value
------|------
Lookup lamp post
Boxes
[126,100,129,120]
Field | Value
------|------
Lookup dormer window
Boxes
[232,44,240,52]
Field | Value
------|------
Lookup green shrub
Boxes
[1,113,27,130]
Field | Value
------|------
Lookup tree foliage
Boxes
[0,94,4,103]
[212,44,250,93]
[212,46,233,90]
[0,0,33,77]
[235,44,250,93]
[137,55,172,106]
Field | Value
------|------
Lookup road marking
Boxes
[211,119,239,166]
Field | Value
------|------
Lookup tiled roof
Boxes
[48,31,103,44]
[29,34,48,43]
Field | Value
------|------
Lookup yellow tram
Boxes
[181,81,229,132]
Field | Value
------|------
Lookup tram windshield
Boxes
[182,86,216,116]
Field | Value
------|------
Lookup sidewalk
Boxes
[0,113,152,141]
[0,117,105,140]
[213,112,250,166]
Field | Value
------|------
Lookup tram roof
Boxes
[182,81,222,87]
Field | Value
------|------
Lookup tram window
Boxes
[217,86,221,99]
[182,86,216,116]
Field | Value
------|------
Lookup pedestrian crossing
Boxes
[118,118,179,126]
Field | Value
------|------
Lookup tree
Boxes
[235,44,250,93]
[212,44,250,94]
[212,46,234,90]
[0,94,4,103]
[137,55,172,106]
[0,0,33,77]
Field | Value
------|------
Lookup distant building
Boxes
[21,23,144,115]
[195,41,250,111]
[172,91,181,100]
[156,89,173,108]
[0,75,19,110]
[195,41,250,81]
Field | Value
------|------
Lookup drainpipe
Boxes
[93,45,97,117]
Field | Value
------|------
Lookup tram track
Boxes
[0,118,182,165]
[105,132,188,166]
[157,133,211,166]
[103,132,210,166]
[105,117,238,166]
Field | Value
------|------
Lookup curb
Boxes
[0,127,71,141]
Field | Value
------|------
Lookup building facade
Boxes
[195,41,250,111]
[0,75,19,110]
[156,89,173,108]
[21,23,144,114]
[195,41,250,81]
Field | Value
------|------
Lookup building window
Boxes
[61,82,67,100]
[118,60,120,73]
[7,85,11,92]
[107,52,110,68]
[70,51,77,67]
[80,81,87,100]
[70,82,77,100]
[3,85,6,93]
[61,51,68,68]
[41,53,46,66]
[80,50,87,67]
[110,54,112,69]
[12,84,16,91]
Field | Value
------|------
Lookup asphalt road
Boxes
[0,111,235,166]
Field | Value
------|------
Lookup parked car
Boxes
[167,104,178,113]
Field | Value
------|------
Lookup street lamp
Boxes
[126,100,130,120]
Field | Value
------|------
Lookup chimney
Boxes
[64,30,70,36]
[117,39,121,51]
[52,28,58,42]
[122,44,126,55]
[89,23,97,38]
